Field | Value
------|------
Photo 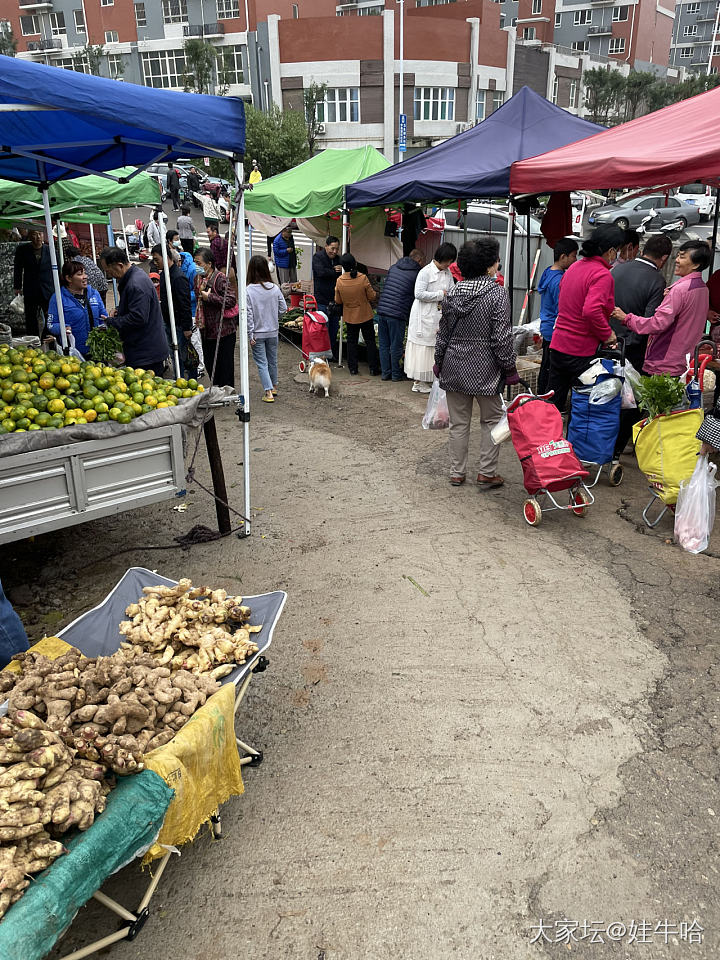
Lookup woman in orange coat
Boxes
[334,253,380,375]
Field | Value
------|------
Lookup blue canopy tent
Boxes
[345,86,602,207]
[0,55,252,534]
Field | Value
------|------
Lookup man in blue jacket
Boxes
[272,226,297,285]
[102,247,169,376]
[376,249,425,381]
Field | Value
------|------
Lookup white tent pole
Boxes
[118,207,129,257]
[57,222,64,269]
[89,222,97,260]
[504,210,512,273]
[248,223,253,258]
[108,216,118,309]
[235,159,251,538]
[158,214,182,378]
[339,189,349,367]
[41,186,68,350]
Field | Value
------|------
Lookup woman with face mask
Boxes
[194,246,238,388]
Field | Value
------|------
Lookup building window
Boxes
[686,2,700,11]
[101,0,114,6]
[162,0,188,24]
[218,44,244,85]
[476,89,486,121]
[608,36,626,53]
[358,5,383,13]
[572,39,589,52]
[522,26,536,38]
[292,3,299,16]
[714,42,720,54]
[60,56,89,73]
[413,86,454,121]
[217,0,241,16]
[683,24,698,35]
[317,87,360,122]
[551,75,558,104]
[554,12,561,26]
[141,49,187,88]
[105,30,119,43]
[499,15,505,26]
[531,0,542,12]
[574,9,592,24]
[679,46,694,57]
[134,3,147,27]
[492,91,504,112]
[569,79,577,107]
[107,53,124,77]
[511,17,517,25]
[612,6,629,20]
[20,15,40,35]
[50,12,66,36]
[73,9,86,34]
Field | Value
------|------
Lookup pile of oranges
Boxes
[0,346,204,434]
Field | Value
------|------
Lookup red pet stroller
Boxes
[507,385,594,526]
[298,295,333,371]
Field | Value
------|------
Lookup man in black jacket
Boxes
[376,249,425,381]
[151,243,192,376]
[102,247,169,375]
[167,163,181,211]
[610,233,672,456]
[13,230,54,337]
[312,235,341,359]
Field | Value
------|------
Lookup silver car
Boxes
[588,194,701,231]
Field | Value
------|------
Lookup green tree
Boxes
[73,43,104,75]
[207,105,309,183]
[303,81,328,155]
[583,68,625,125]
[183,38,217,95]
[0,27,17,57]
[622,70,656,121]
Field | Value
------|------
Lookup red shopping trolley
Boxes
[507,383,593,526]
[298,295,333,371]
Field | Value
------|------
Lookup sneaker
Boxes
[412,381,432,394]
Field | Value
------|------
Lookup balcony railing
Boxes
[183,22,225,38]
[588,24,612,34]
[27,38,62,51]
[19,0,53,8]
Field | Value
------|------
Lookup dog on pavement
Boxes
[308,357,332,398]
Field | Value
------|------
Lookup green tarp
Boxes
[0,166,160,224]
[244,146,390,218]
[0,770,173,960]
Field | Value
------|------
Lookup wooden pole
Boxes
[203,415,231,535]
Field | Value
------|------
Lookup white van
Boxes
[674,182,716,222]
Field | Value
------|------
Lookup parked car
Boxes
[674,182,717,222]
[588,194,701,231]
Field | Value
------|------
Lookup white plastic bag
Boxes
[422,378,450,430]
[589,377,622,405]
[674,455,719,554]
[491,397,510,444]
[9,293,24,316]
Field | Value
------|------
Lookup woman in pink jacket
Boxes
[548,225,624,411]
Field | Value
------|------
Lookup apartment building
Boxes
[670,0,720,72]
[0,0,681,160]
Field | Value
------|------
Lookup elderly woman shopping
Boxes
[434,238,519,488]
[406,242,456,393]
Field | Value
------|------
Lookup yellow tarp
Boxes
[634,409,704,505]
[143,681,244,861]
[3,635,72,673]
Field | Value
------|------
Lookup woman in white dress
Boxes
[405,242,457,393]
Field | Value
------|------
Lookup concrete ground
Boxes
[4,342,719,959]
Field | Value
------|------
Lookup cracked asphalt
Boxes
[4,342,719,959]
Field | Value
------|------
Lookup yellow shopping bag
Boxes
[633,409,704,505]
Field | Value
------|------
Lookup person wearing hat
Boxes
[249,160,262,186]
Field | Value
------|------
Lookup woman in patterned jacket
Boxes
[434,237,519,488]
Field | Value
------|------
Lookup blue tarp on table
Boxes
[345,86,604,208]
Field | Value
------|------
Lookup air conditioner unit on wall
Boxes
[316,123,326,134]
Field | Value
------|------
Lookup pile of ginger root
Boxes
[0,710,110,918]
[119,579,261,676]
[0,646,220,776]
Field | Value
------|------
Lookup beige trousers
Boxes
[445,391,504,478]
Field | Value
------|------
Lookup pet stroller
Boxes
[507,383,593,526]
[567,344,625,488]
[298,295,333,371]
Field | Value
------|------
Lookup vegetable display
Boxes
[0,711,110,918]
[85,326,124,366]
[0,344,204,434]
[119,580,261,676]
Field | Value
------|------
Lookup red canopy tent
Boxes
[510,85,720,194]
